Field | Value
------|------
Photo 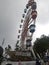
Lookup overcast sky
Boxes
[0,0,49,49]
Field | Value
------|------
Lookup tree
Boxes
[0,46,4,65]
[33,35,49,58]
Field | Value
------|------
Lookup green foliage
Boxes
[33,35,49,58]
[0,55,3,64]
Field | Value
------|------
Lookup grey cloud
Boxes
[37,0,49,24]
[0,0,49,48]
[0,0,27,48]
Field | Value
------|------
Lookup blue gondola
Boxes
[29,24,36,33]
[31,2,37,10]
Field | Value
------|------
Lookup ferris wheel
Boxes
[16,0,37,49]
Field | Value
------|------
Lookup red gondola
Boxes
[31,10,37,20]
[28,0,34,6]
